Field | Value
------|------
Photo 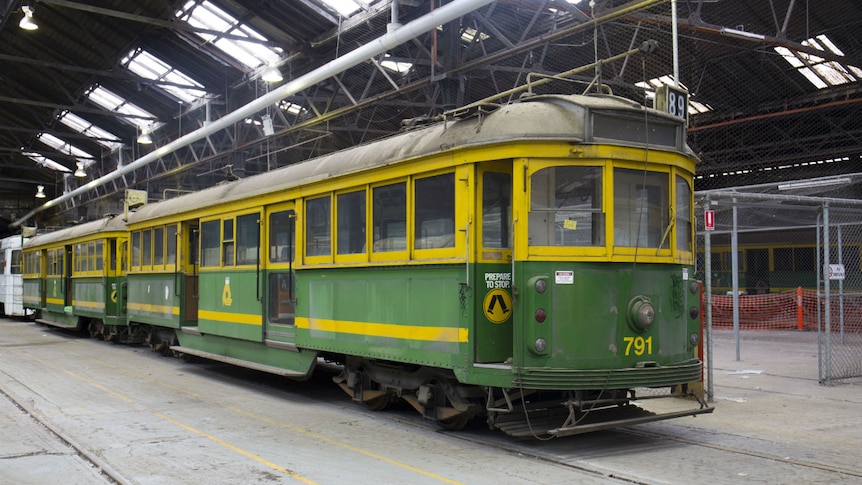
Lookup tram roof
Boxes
[24,216,127,249]
[129,93,689,224]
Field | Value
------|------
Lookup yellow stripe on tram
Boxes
[198,309,262,326]
[296,317,468,343]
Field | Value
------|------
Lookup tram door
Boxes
[64,245,73,307]
[263,203,296,342]
[474,164,514,363]
[181,222,199,324]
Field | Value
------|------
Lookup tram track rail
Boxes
[0,378,128,485]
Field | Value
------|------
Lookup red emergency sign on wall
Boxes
[704,210,715,231]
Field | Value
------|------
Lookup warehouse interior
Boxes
[1,0,861,234]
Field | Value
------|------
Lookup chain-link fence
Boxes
[695,177,862,395]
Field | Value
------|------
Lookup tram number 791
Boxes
[623,336,653,356]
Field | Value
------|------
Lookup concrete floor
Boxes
[1,318,860,484]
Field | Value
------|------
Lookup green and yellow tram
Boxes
[23,217,129,337]
[121,92,710,437]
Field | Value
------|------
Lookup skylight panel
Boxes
[122,50,207,103]
[58,112,123,151]
[24,151,71,173]
[277,100,306,115]
[381,54,412,74]
[318,0,362,17]
[461,27,490,44]
[636,76,712,115]
[37,133,95,166]
[774,34,861,89]
[176,0,282,69]
[86,85,158,132]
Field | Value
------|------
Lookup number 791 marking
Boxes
[624,336,653,356]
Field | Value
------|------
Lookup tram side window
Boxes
[131,231,141,268]
[269,210,295,263]
[529,166,603,246]
[337,191,366,255]
[223,219,235,266]
[373,182,406,252]
[153,227,164,266]
[201,220,220,267]
[415,173,455,249]
[676,175,692,252]
[306,196,331,257]
[614,168,668,248]
[10,249,22,274]
[483,172,512,249]
[166,225,177,267]
[142,229,152,267]
[95,241,103,271]
[236,214,259,265]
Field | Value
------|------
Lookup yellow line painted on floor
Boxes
[156,412,317,485]
[26,353,133,403]
[64,370,134,403]
[229,407,465,485]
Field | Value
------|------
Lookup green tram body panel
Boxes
[22,279,41,309]
[294,265,467,368]
[508,261,701,390]
[71,276,125,325]
[127,273,181,328]
[197,268,262,340]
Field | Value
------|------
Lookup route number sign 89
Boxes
[656,84,688,124]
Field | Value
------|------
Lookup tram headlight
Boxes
[626,296,655,332]
[535,338,547,353]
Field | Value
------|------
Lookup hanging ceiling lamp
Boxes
[35,185,46,198]
[19,6,38,30]
[262,63,283,83]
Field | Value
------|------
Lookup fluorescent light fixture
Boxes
[719,27,765,41]
[19,6,38,30]
[74,162,86,178]
[36,185,46,198]
[777,177,850,191]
